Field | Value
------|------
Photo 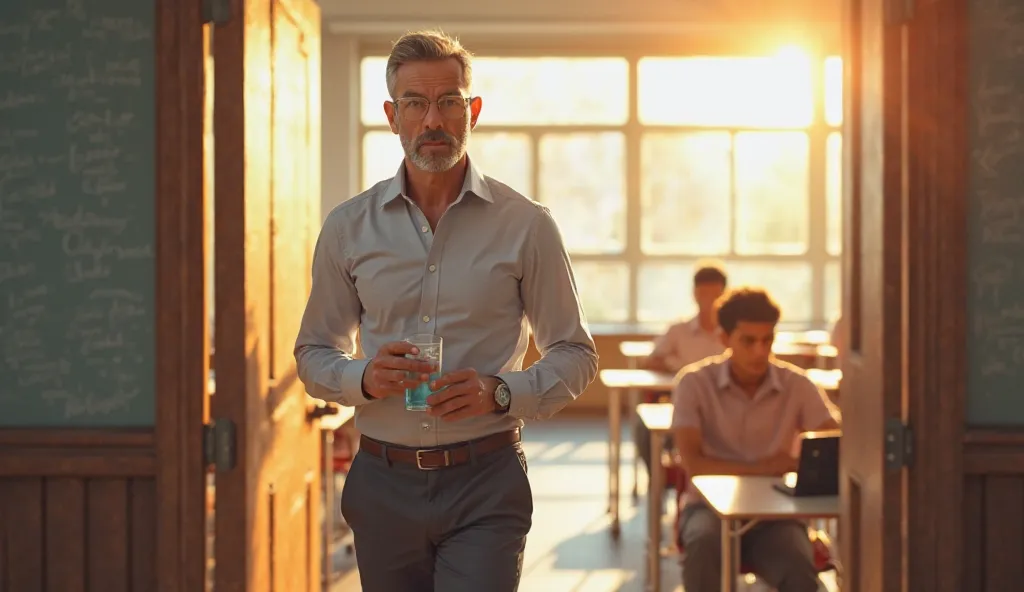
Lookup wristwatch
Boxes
[493,378,511,414]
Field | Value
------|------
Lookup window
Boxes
[358,52,843,327]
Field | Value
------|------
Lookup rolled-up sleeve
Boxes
[500,206,599,420]
[671,372,702,429]
[294,216,372,407]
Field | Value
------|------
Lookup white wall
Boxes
[318,0,842,217]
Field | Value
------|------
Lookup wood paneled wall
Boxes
[963,433,1024,591]
[0,431,158,592]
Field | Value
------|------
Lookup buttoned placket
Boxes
[406,197,459,448]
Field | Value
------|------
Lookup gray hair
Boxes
[386,30,474,99]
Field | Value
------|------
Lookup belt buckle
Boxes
[415,449,451,471]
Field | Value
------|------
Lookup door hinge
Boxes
[202,0,231,25]
[203,418,237,471]
[884,418,913,471]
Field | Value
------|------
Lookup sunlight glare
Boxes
[637,48,814,128]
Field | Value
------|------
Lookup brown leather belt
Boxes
[359,429,520,471]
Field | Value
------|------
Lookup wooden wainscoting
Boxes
[0,430,158,591]
[963,431,1024,591]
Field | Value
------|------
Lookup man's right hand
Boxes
[361,341,436,400]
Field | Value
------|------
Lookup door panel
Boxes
[839,0,906,589]
[212,0,322,590]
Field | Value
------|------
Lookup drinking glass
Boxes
[404,333,442,411]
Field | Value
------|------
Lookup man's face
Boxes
[721,321,775,380]
[383,58,482,173]
[693,282,725,317]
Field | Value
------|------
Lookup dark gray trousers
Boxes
[680,503,820,592]
[340,441,533,592]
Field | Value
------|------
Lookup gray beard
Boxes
[399,126,470,173]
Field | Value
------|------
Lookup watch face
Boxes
[496,384,511,406]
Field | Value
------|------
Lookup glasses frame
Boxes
[392,95,474,121]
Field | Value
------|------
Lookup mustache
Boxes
[415,129,454,147]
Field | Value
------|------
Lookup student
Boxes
[635,265,728,473]
[642,264,728,374]
[672,288,840,592]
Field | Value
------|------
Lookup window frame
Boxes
[356,48,841,331]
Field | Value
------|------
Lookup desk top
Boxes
[620,340,656,358]
[691,475,840,520]
[319,404,356,431]
[617,340,836,360]
[600,367,840,393]
[599,368,676,390]
[637,403,673,432]
[807,369,842,392]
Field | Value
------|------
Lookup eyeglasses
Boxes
[393,96,472,121]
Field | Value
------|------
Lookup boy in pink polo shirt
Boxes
[672,288,840,592]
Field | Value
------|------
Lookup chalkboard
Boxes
[0,0,156,427]
[966,0,1024,424]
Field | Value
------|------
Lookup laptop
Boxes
[772,429,841,497]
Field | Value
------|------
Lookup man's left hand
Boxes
[426,369,498,421]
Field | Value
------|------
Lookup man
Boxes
[294,30,598,592]
[635,265,727,472]
[672,288,840,592]
[642,264,728,373]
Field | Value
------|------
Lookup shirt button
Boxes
[421,422,430,430]
[421,225,429,233]
[422,315,430,322]
[428,264,437,272]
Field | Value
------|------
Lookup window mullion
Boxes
[626,54,642,325]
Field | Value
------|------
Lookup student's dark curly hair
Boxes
[715,288,781,335]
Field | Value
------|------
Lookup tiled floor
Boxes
[328,414,837,592]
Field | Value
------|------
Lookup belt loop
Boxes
[468,440,478,465]
[380,443,392,468]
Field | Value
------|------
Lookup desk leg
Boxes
[720,519,741,592]
[321,429,336,592]
[608,387,622,537]
[629,388,640,500]
[646,432,664,591]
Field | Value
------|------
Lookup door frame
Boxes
[845,0,969,589]
[901,0,968,590]
[154,0,209,590]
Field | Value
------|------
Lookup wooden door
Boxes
[838,0,908,589]
[211,0,322,590]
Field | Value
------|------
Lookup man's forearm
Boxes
[686,454,785,477]
[295,345,372,408]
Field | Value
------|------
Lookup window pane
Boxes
[361,57,391,126]
[728,261,813,323]
[361,132,532,194]
[360,56,629,126]
[734,132,810,255]
[824,56,843,126]
[637,262,700,323]
[640,133,731,255]
[825,260,842,324]
[638,52,814,128]
[826,132,843,256]
[471,58,629,125]
[538,133,626,254]
[362,131,404,191]
[573,262,629,323]
[470,133,532,196]
[639,260,813,324]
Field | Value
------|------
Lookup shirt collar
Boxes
[379,155,494,209]
[686,316,721,338]
[715,356,783,395]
